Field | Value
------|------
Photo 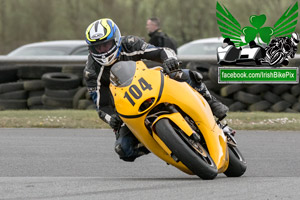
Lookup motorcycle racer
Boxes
[264,32,299,66]
[84,18,228,162]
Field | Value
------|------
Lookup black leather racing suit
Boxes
[83,35,217,162]
[84,35,177,123]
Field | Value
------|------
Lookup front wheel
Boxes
[269,52,284,66]
[155,118,218,179]
[224,145,247,177]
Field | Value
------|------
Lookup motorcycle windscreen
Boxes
[110,61,136,87]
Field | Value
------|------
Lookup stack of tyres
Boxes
[72,87,95,110]
[61,66,95,109]
[0,66,26,110]
[24,80,45,109]
[0,82,28,110]
[41,73,81,109]
[61,66,85,86]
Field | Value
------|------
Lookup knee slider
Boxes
[114,144,126,157]
[114,144,136,162]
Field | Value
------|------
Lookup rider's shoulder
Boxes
[85,54,94,68]
[85,54,101,71]
[83,54,98,81]
[121,35,146,50]
[122,35,143,44]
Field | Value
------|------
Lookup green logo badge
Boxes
[216,2,298,47]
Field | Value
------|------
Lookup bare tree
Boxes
[1,0,299,54]
[0,0,6,53]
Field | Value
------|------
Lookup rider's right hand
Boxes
[109,114,123,131]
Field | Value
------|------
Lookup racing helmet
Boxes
[85,18,121,66]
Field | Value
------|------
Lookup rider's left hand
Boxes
[163,58,180,74]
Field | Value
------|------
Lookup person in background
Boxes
[146,17,177,53]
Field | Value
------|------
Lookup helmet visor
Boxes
[90,39,116,54]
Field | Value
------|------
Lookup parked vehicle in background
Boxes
[0,40,92,110]
[177,37,223,72]
[7,40,88,56]
[178,37,223,56]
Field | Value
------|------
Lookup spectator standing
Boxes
[146,17,177,53]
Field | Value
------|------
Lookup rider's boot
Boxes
[135,143,150,156]
[197,82,228,119]
[114,126,150,162]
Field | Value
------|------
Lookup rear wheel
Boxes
[224,145,247,177]
[155,118,218,179]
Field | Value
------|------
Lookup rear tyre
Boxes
[224,145,247,177]
[155,118,218,179]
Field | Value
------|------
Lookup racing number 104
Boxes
[124,77,152,106]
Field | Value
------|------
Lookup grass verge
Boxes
[0,110,110,129]
[0,110,299,130]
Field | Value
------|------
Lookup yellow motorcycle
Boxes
[109,61,246,179]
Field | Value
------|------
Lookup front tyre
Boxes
[269,52,284,66]
[224,145,247,177]
[155,118,218,179]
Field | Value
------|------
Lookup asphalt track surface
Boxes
[0,128,300,200]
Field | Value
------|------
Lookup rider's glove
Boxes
[109,114,123,131]
[163,57,180,74]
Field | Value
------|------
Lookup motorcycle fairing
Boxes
[110,61,229,173]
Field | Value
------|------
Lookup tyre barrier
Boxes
[40,72,93,109]
[248,100,272,111]
[77,99,95,110]
[24,80,45,91]
[0,90,27,100]
[0,63,94,110]
[42,72,81,90]
[0,99,28,110]
[41,94,73,109]
[72,87,87,109]
[61,66,85,80]
[41,72,82,109]
[17,66,61,79]
[45,88,78,98]
[0,67,19,84]
[0,82,28,110]
[1,64,300,112]
[0,82,24,94]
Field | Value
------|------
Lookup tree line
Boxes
[0,0,299,54]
